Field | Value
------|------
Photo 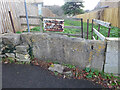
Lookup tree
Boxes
[62,1,84,16]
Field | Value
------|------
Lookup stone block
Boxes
[5,53,15,58]
[105,52,119,64]
[15,44,29,54]
[48,64,66,74]
[104,64,118,74]
[106,41,119,53]
[104,39,120,74]
[2,34,21,46]
[16,53,30,61]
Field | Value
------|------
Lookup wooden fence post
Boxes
[91,19,94,39]
[108,24,111,37]
[81,18,83,38]
[87,19,89,39]
[118,1,120,30]
[8,11,16,33]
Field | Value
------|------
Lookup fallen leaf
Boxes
[63,75,66,78]
[34,63,39,66]
[4,61,8,64]
[78,76,81,79]
[50,64,54,67]
[108,85,112,88]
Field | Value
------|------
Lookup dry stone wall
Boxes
[0,34,30,62]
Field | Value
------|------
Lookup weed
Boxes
[63,64,76,69]
[46,60,52,63]
[85,67,90,73]
[94,70,99,76]
[7,57,14,63]
[86,74,93,78]
[52,61,59,64]
[54,71,58,76]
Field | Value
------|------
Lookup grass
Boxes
[16,19,120,40]
[63,20,120,39]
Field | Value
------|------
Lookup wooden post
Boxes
[97,24,100,40]
[91,19,94,39]
[81,18,83,38]
[108,24,111,37]
[118,1,120,29]
[87,19,89,39]
[8,11,16,33]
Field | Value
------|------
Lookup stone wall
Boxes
[0,33,106,71]
[0,35,3,61]
[0,34,30,62]
[21,33,106,71]
[1,33,120,74]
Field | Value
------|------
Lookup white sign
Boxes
[43,18,64,32]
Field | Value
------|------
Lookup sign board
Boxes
[43,18,64,32]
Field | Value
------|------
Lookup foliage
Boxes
[16,31,22,34]
[62,2,84,16]
[52,61,60,64]
[2,57,30,65]
[46,60,51,63]
[63,63,76,69]
[23,27,41,33]
[54,71,59,76]
[85,67,90,73]
[30,27,40,32]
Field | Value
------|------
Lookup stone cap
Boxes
[106,37,120,41]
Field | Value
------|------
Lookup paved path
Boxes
[2,64,102,88]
